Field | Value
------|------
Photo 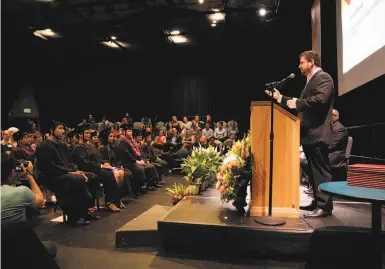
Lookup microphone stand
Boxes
[254,83,286,226]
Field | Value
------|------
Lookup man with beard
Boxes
[35,121,97,225]
[72,125,121,212]
[266,50,334,218]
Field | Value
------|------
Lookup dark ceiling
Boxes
[3,0,315,52]
[2,0,315,127]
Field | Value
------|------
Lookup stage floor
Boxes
[158,186,385,263]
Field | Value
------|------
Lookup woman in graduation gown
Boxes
[99,127,134,203]
[72,126,121,212]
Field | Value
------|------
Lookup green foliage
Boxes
[181,145,224,184]
[166,183,188,204]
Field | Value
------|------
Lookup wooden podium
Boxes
[250,101,300,218]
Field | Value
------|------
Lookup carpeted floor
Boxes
[31,174,308,269]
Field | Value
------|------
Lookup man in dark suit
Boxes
[266,50,334,218]
[329,109,348,181]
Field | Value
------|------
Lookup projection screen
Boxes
[336,0,385,96]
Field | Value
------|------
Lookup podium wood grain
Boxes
[250,101,300,218]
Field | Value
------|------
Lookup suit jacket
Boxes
[328,120,348,167]
[281,69,334,146]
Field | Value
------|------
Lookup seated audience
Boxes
[193,115,205,129]
[99,127,133,206]
[1,129,13,156]
[11,130,36,163]
[221,139,233,156]
[227,120,239,140]
[35,122,98,225]
[116,126,150,194]
[214,121,227,142]
[72,125,122,212]
[202,122,214,140]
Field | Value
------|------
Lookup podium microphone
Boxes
[255,73,295,227]
[281,73,295,83]
[265,73,295,89]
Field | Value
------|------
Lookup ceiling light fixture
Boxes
[199,0,204,3]
[111,36,117,40]
[102,40,129,49]
[259,8,267,16]
[211,23,216,27]
[170,30,180,35]
[168,35,188,44]
[208,12,225,22]
[33,28,61,39]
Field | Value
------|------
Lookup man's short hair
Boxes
[300,50,321,67]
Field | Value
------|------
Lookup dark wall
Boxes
[2,9,312,132]
[3,2,383,144]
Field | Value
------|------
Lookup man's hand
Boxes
[265,88,282,103]
[136,160,145,165]
[71,171,88,182]
[287,98,297,109]
[102,163,112,169]
[26,161,34,175]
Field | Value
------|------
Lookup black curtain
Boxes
[169,76,212,117]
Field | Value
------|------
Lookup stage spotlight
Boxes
[111,36,117,40]
[259,8,267,16]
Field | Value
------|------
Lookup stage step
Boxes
[115,205,171,248]
[158,196,313,259]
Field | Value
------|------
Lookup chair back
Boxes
[345,136,353,174]
[345,136,353,160]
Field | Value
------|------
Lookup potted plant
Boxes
[180,145,224,194]
[166,183,189,205]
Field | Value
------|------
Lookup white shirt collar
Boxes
[307,67,322,83]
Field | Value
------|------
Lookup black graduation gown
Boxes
[116,138,147,192]
[11,146,35,162]
[99,145,120,167]
[35,140,91,219]
[100,144,133,197]
[72,143,120,205]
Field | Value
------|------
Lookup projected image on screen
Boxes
[342,0,385,73]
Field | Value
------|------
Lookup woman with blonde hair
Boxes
[7,127,19,148]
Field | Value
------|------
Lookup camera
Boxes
[15,160,29,172]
